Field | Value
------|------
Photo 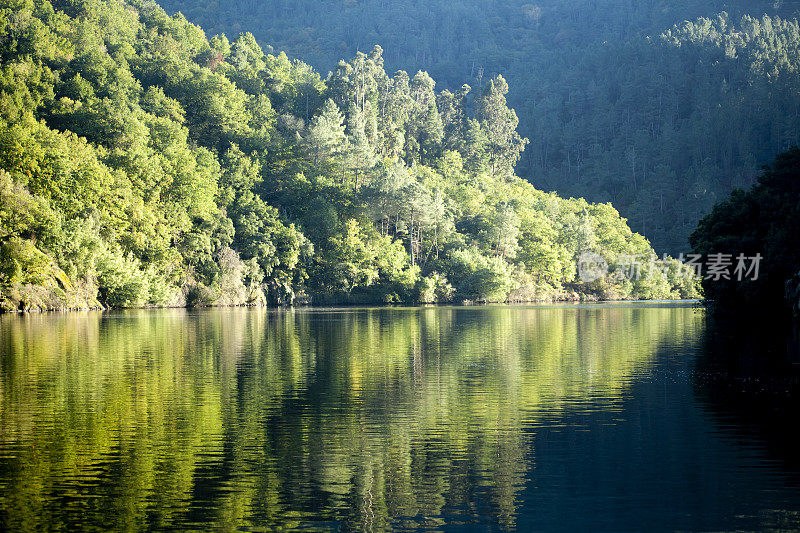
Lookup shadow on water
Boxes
[693,308,800,473]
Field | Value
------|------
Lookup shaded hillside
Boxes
[160,0,800,253]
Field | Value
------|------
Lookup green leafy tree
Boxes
[474,76,528,180]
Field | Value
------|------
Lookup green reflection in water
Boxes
[0,305,702,531]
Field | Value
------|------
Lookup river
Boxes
[1,304,799,530]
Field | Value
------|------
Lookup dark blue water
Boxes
[1,304,799,531]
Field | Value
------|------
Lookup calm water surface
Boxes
[1,304,799,531]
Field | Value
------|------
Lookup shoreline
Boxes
[0,298,705,315]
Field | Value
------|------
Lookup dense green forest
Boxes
[0,0,697,311]
[159,0,800,254]
[690,147,800,313]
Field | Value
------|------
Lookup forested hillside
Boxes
[159,0,800,253]
[0,0,697,311]
[691,147,800,312]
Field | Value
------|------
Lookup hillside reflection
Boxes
[0,306,699,530]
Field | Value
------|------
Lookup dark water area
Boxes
[1,304,800,531]
[694,310,800,476]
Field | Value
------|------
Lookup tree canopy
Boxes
[158,0,800,254]
[690,147,800,312]
[1,0,698,310]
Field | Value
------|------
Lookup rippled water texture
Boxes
[1,304,800,531]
